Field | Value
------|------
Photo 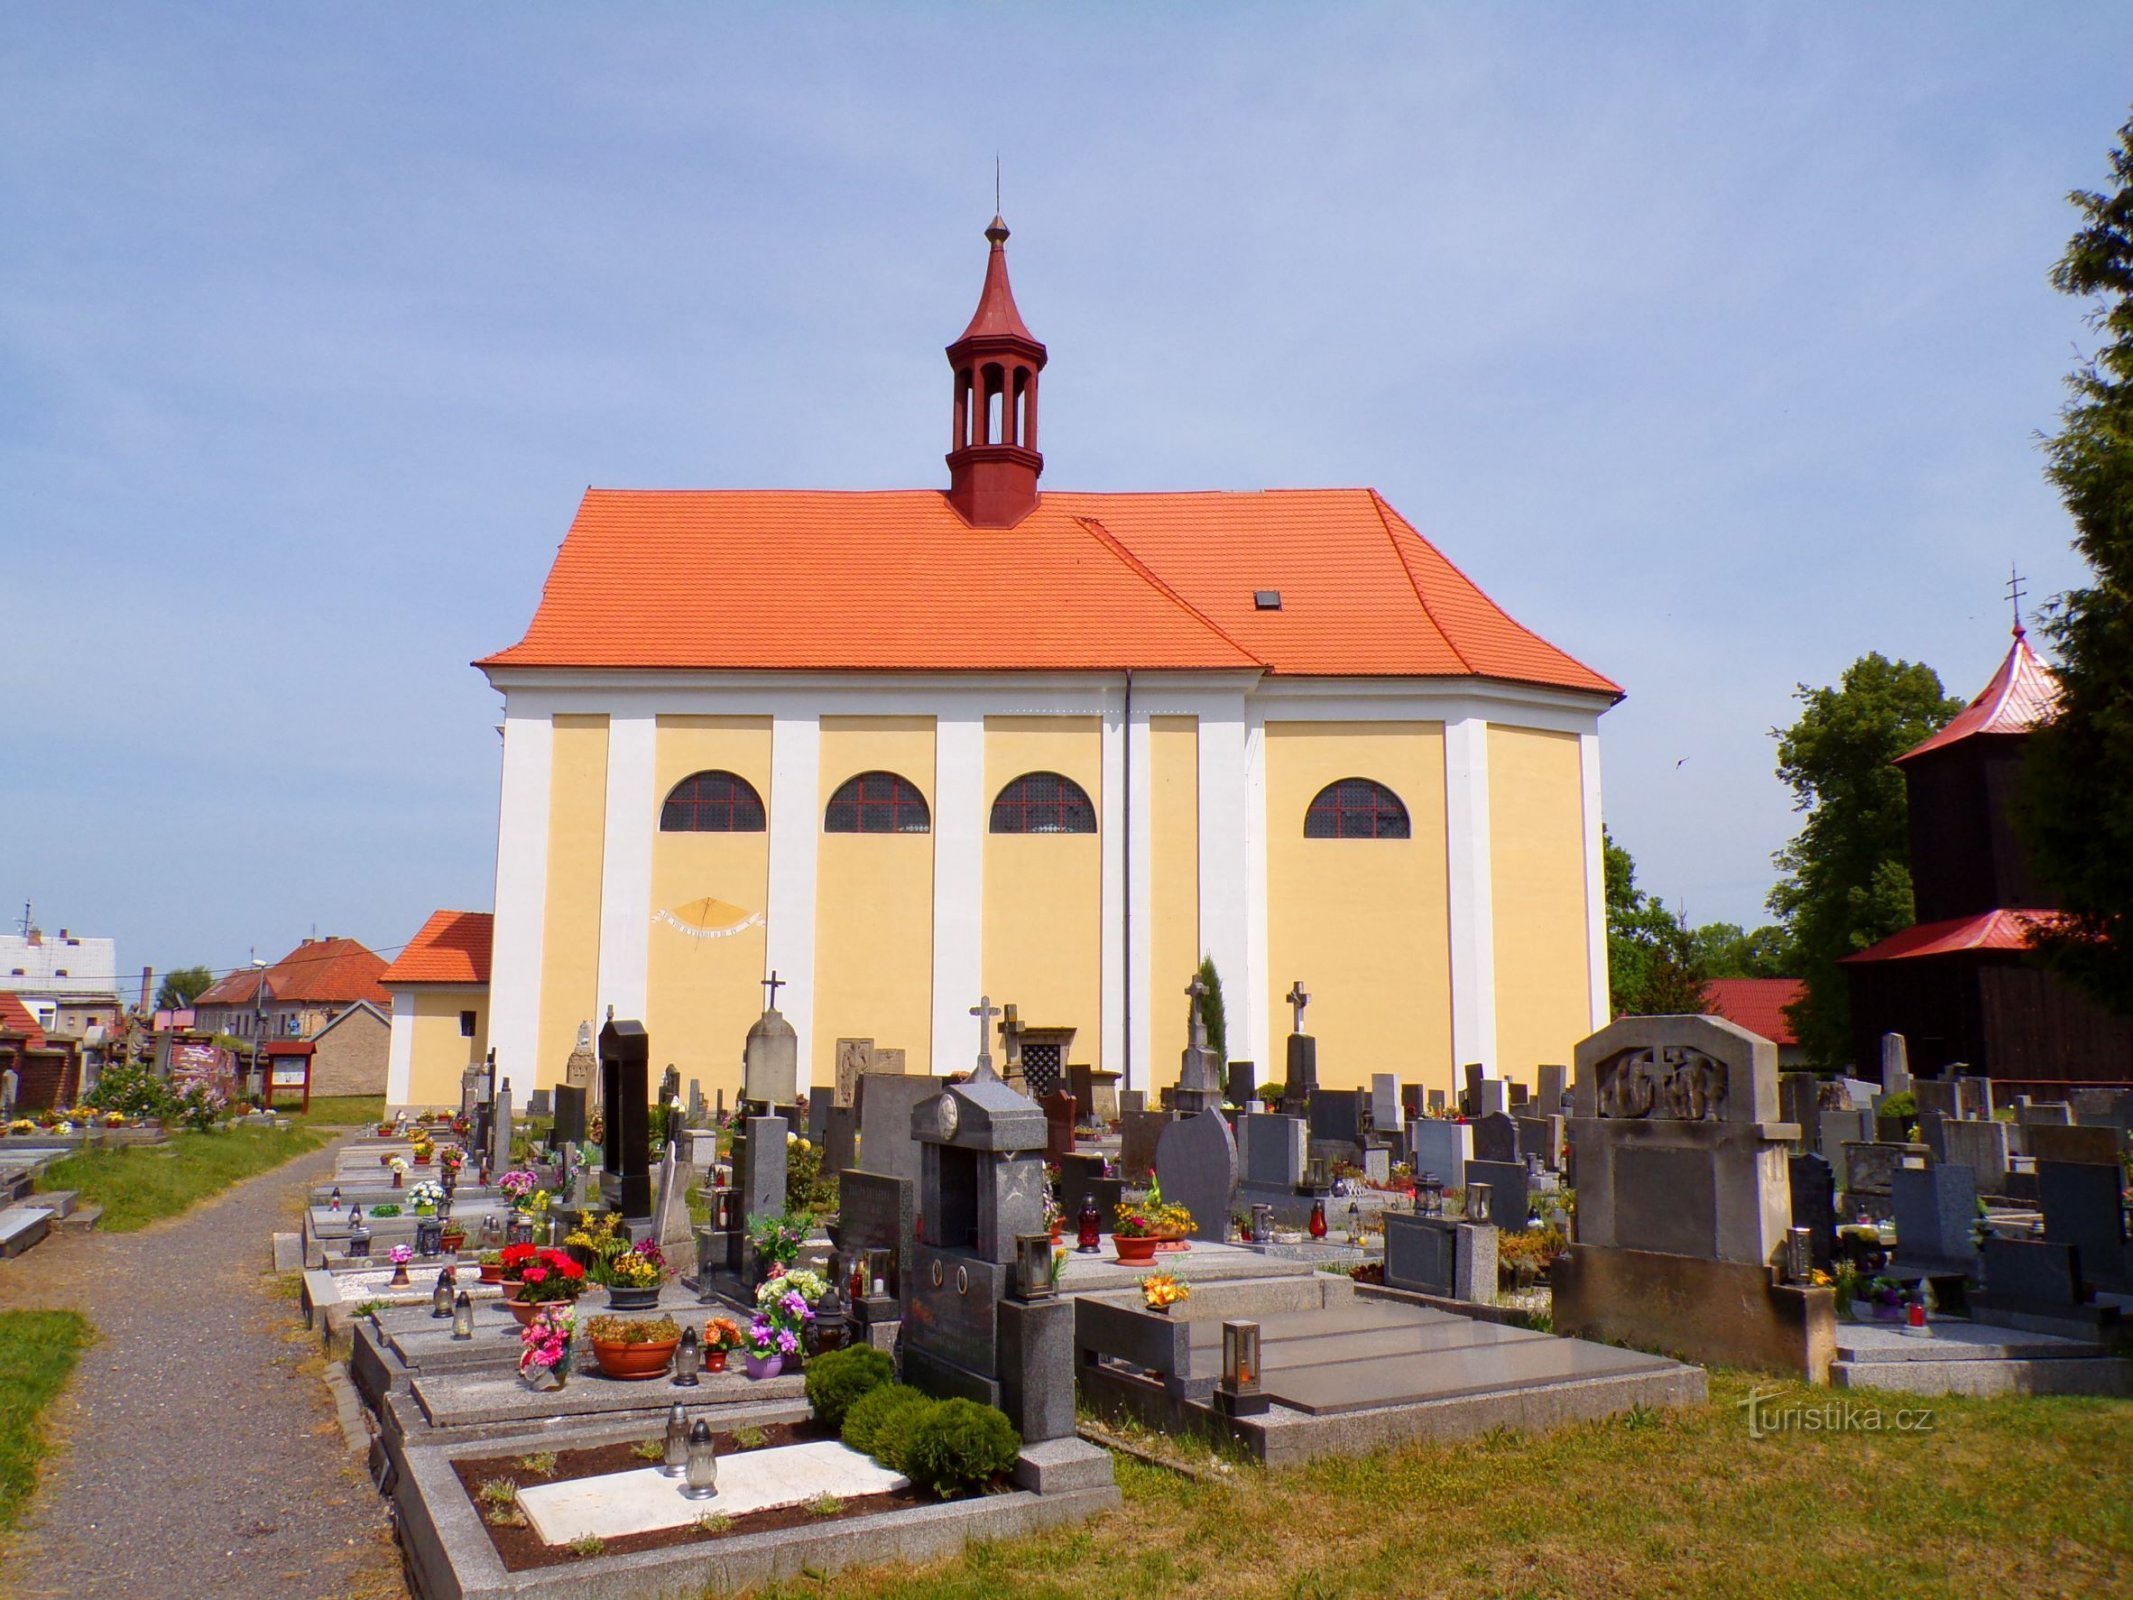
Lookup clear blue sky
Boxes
[4,5,2129,986]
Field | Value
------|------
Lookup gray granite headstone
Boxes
[1515,1114,1562,1170]
[2019,1100,2073,1126]
[1891,1164,1978,1273]
[1370,1074,1402,1136]
[1153,1111,1237,1244]
[1225,1059,1259,1108]
[489,1079,514,1170]
[1463,1157,1529,1229]
[854,1074,945,1190]
[1879,1031,1911,1094]
[1426,1089,1446,1115]
[2039,1159,2131,1292]
[1840,1142,1915,1198]
[1117,1089,1145,1116]
[1383,1212,1456,1295]
[1471,1112,1518,1166]
[1362,1146,1390,1185]
[1912,1080,1958,1120]
[1818,1107,1870,1159]
[2028,1124,2123,1167]
[1475,1077,1509,1117]
[1284,1033,1319,1101]
[1536,1064,1568,1115]
[1407,1119,1471,1190]
[1779,1072,1820,1151]
[823,1104,859,1177]
[1118,1109,1173,1184]
[1943,1117,2010,1188]
[1238,1112,1306,1188]
[1463,1062,1485,1114]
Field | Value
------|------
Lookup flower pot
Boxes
[522,1363,567,1391]
[1154,1237,1191,1254]
[479,1264,504,1285]
[605,1285,662,1311]
[439,1230,466,1255]
[742,1352,784,1380]
[503,1297,544,1327]
[413,1155,431,1166]
[592,1337,680,1380]
[391,1172,403,1190]
[706,1350,729,1374]
[1112,1234,1160,1265]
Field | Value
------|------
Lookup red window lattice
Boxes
[989,771,1097,835]
[1303,778,1410,839]
[660,770,766,833]
[824,771,931,834]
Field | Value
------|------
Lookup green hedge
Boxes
[805,1345,893,1432]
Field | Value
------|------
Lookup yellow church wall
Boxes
[1265,721,1451,1094]
[813,716,937,1081]
[404,986,489,1108]
[1487,724,1592,1090]
[982,716,1103,1068]
[647,716,773,1104]
[537,714,609,1092]
[1146,715,1200,1092]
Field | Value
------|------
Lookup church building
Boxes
[406,217,1619,1108]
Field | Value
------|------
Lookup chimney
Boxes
[139,967,154,1010]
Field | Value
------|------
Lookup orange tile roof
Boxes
[195,938,390,1009]
[1899,631,2060,763]
[0,991,47,1048]
[1840,909,2060,964]
[1701,978,1804,1046]
[476,488,1619,695]
[381,911,494,987]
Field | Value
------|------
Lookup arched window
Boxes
[1304,778,1410,839]
[990,771,1097,834]
[660,771,766,832]
[824,771,931,834]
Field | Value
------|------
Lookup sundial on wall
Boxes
[653,896,763,940]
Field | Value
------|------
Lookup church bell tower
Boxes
[945,216,1046,528]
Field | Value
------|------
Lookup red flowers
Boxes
[499,1242,540,1270]
[511,1246,590,1305]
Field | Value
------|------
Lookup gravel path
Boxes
[0,1136,402,1599]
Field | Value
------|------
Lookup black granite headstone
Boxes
[598,1018,651,1219]
[1471,1112,1519,1166]
[550,1085,587,1149]
[1308,1088,1364,1147]
[1284,1033,1318,1101]
[1463,1157,1529,1229]
[1788,1152,1837,1272]
[2039,1159,2131,1291]
[1226,1059,1258,1108]
[1981,1236,2084,1307]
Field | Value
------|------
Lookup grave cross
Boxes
[970,994,1001,1076]
[1286,980,1310,1034]
[761,971,785,1010]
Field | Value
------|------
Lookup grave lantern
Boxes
[1466,1181,1492,1225]
[714,1188,740,1233]
[506,1215,535,1249]
[1784,1226,1812,1285]
[1076,1195,1103,1254]
[1305,1155,1332,1192]
[661,1403,690,1477]
[1015,1233,1056,1301]
[672,1327,702,1386]
[329,1186,342,1212]
[681,1420,719,1500]
[430,1267,455,1318]
[1346,1200,1363,1242]
[347,1224,372,1259]
[1215,1319,1268,1417]
[450,1290,474,1340]
[349,1202,364,1223]
[415,1217,443,1258]
[1417,1173,1444,1217]
[479,1213,502,1252]
[1250,1202,1275,1244]
[813,1280,848,1353]
[1308,1198,1328,1240]
[865,1246,891,1298]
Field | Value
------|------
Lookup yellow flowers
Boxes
[1138,1270,1190,1311]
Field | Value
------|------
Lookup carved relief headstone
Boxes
[835,1038,875,1109]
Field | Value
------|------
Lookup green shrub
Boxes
[1879,1091,1916,1120]
[805,1345,893,1432]
[841,1382,932,1462]
[898,1397,1021,1498]
[82,1060,173,1120]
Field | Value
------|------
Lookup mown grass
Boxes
[40,1125,327,1231]
[733,1371,2133,1600]
[276,1094,386,1126]
[0,1311,92,1536]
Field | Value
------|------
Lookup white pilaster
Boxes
[1580,731,1610,1031]
[765,714,822,1077]
[931,713,986,1068]
[1126,701,1154,1092]
[1100,688,1127,1077]
[385,989,416,1107]
[596,713,657,1025]
[488,706,554,1087]
[1444,716,1498,1074]
[1229,702,1265,1070]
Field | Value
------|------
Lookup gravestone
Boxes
[1779,1073,1821,1153]
[1891,1164,1978,1275]
[823,1104,859,1177]
[808,1094,832,1146]
[835,1168,915,1301]
[1471,1112,1519,1166]
[1552,1014,1829,1380]
[1788,1152,1837,1272]
[1911,1080,1958,1120]
[1237,1112,1306,1189]
[597,1019,651,1220]
[1462,1062,1485,1114]
[2018,1100,2073,1127]
[1041,1091,1078,1163]
[731,1114,789,1278]
[1516,1114,1562,1170]
[1225,1060,1258,1109]
[1282,981,1317,1106]
[489,1078,515,1171]
[1943,1117,2011,1189]
[1509,1082,1530,1109]
[854,1074,946,1190]
[1054,1152,1122,1226]
[1069,1062,1121,1123]
[1957,1076,1994,1119]
[1818,1107,1870,1159]
[1426,1089,1446,1115]
[1978,1238,2086,1313]
[1475,1077,1509,1117]
[1362,1147,1390,1185]
[1118,1089,1145,1116]
[743,994,799,1110]
[1401,1084,1427,1121]
[1915,1111,1950,1164]
[1173,976,1225,1117]
[1536,1064,1569,1114]
[835,1038,876,1109]
[1840,1142,1919,1203]
[1370,1074,1403,1137]
[1153,1112,1237,1244]
[1463,1158,1528,1229]
[2039,1159,2132,1293]
[1408,1119,1471,1191]
[1879,1031,1911,1094]
[550,1085,587,1149]
[1118,1109,1173,1184]
[1382,1212,1497,1303]
[1308,1088,1365,1150]
[527,1088,552,1119]
[2028,1123,2122,1167]
[0,1068,15,1116]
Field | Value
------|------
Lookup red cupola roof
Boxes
[945,216,1047,529]
[1897,628,2061,764]
[955,216,1041,345]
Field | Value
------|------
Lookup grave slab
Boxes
[517,1441,908,1546]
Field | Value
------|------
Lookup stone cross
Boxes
[1286,981,1310,1035]
[998,1003,1025,1071]
[761,971,785,1010]
[1185,975,1210,1052]
[3,1066,20,1115]
[658,1064,680,1111]
[970,995,1001,1076]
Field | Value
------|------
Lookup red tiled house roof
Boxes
[380,911,494,987]
[1701,978,1804,1046]
[195,938,390,1009]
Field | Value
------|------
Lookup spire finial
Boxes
[2007,563,2028,638]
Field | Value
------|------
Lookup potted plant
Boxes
[518,1305,576,1391]
[502,1246,589,1326]
[497,1241,539,1283]
[1111,1199,1192,1264]
[498,1168,544,1213]
[438,1218,467,1255]
[584,1313,682,1379]
[410,1131,435,1166]
[388,1244,414,1287]
[564,1209,625,1273]
[743,1294,810,1379]
[477,1249,507,1286]
[1856,1274,1906,1322]
[748,1210,811,1277]
[407,1179,445,1216]
[598,1242,668,1310]
[388,1156,408,1190]
[703,1316,745,1373]
[1138,1269,1190,1316]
